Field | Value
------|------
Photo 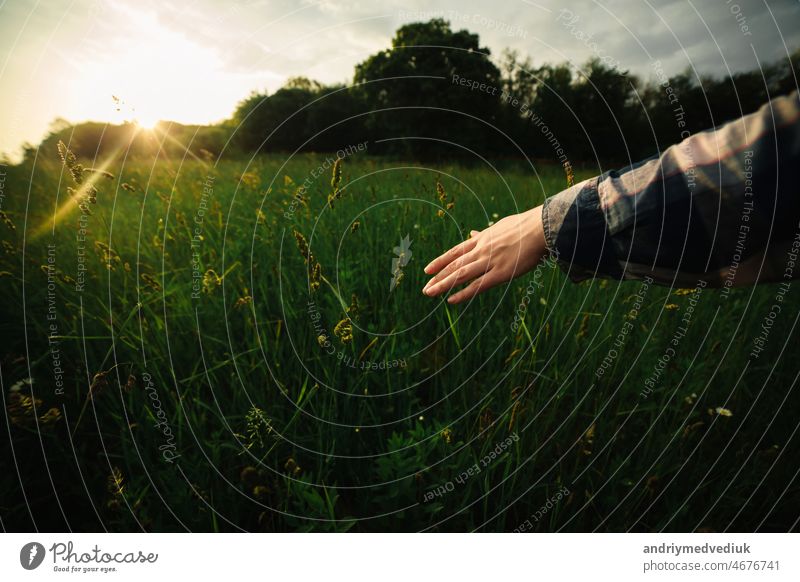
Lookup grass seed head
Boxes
[331,157,342,190]
[334,318,353,344]
[347,293,359,321]
[202,269,222,294]
[0,210,16,231]
[141,272,162,292]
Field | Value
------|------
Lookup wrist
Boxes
[528,205,548,259]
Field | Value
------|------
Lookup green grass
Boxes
[0,151,797,532]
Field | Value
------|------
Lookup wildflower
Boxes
[334,318,353,344]
[713,407,733,417]
[664,303,679,310]
[350,220,360,233]
[317,334,329,347]
[673,288,693,296]
[256,208,267,224]
[202,269,222,294]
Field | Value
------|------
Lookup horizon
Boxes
[1,0,799,160]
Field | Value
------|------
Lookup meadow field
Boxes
[1,147,798,532]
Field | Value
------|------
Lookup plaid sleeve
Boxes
[542,90,800,288]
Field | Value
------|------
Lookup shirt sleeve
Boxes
[541,90,800,288]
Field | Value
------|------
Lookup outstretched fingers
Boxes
[423,257,488,297]
[423,235,478,275]
[423,250,476,293]
[447,271,499,304]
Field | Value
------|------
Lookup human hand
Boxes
[422,205,548,304]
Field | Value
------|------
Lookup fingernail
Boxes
[423,264,433,274]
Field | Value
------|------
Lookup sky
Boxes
[1,0,799,159]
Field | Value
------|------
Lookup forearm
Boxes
[543,90,800,287]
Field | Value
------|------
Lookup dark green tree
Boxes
[353,18,504,158]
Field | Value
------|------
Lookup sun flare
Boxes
[134,114,160,130]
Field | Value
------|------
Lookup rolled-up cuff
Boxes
[542,176,622,282]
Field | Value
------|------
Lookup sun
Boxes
[134,114,160,130]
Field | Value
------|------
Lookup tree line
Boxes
[28,18,800,166]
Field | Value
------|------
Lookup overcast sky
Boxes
[1,0,798,158]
